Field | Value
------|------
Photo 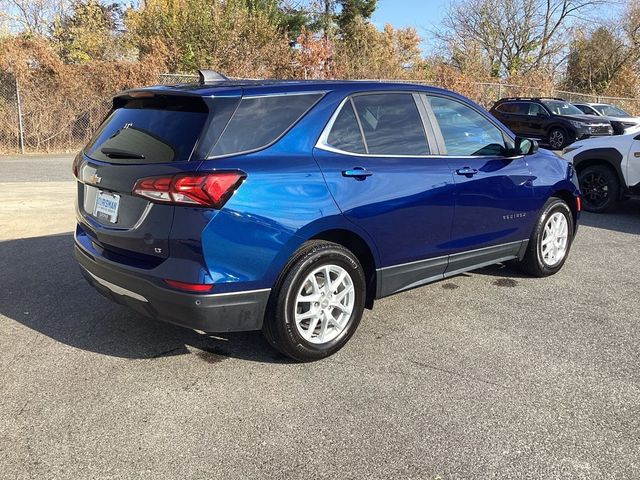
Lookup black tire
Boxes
[578,164,620,213]
[518,197,574,277]
[547,127,568,150]
[262,240,366,362]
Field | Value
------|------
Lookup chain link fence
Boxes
[1,73,639,155]
[157,73,200,84]
[0,72,112,155]
[0,71,21,154]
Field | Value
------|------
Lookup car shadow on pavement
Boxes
[0,233,293,364]
[579,199,640,235]
[474,262,532,280]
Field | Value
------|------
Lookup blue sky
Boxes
[371,0,450,53]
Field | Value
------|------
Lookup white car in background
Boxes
[573,103,640,135]
[563,129,640,212]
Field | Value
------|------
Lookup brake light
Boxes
[133,172,244,208]
[164,279,214,292]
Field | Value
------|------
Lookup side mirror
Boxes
[514,137,538,155]
[536,112,548,118]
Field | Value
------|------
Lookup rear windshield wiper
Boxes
[100,147,146,160]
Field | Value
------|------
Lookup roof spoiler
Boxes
[198,69,229,84]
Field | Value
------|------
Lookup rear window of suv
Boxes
[85,96,209,164]
[210,93,323,157]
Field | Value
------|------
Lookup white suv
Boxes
[573,103,640,135]
[562,129,640,212]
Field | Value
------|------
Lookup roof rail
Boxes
[198,69,229,84]
[499,96,565,102]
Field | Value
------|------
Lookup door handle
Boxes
[342,167,373,179]
[456,167,479,177]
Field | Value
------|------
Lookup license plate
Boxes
[93,191,120,224]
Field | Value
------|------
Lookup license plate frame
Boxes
[93,190,120,224]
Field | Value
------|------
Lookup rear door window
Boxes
[499,102,530,115]
[210,93,322,157]
[85,96,208,164]
[512,103,529,115]
[496,103,518,114]
[351,93,430,155]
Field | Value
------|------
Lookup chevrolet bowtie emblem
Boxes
[89,174,102,184]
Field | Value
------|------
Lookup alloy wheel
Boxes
[549,130,565,150]
[294,264,355,345]
[540,212,569,267]
[581,171,610,208]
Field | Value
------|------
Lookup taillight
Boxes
[576,195,581,212]
[133,172,244,208]
[163,279,214,292]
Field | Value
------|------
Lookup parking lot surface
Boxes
[1,155,639,479]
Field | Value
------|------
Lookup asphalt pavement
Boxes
[1,154,639,479]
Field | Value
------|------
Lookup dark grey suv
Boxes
[490,97,613,149]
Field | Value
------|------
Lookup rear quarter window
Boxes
[326,100,366,154]
[210,93,323,157]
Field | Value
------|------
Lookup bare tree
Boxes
[0,0,68,35]
[565,0,640,93]
[438,0,607,77]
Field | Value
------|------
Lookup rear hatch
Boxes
[75,90,239,263]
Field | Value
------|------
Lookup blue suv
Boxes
[73,71,580,361]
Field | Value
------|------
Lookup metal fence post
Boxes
[15,77,25,155]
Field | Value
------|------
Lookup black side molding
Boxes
[376,240,527,298]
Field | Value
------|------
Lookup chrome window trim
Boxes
[316,93,436,158]
[316,90,524,159]
[316,143,525,160]
[316,96,348,151]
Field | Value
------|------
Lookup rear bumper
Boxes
[75,243,270,332]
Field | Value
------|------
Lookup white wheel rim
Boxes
[294,264,355,345]
[541,212,569,266]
